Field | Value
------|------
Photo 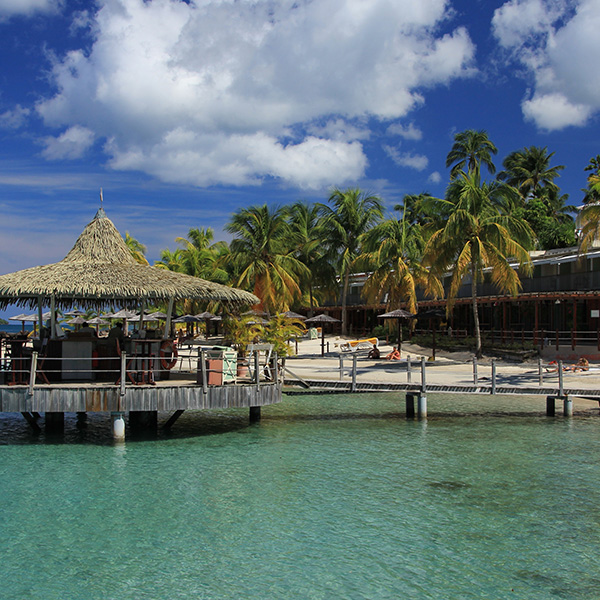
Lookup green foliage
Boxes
[446,129,498,179]
[263,315,305,357]
[223,316,264,357]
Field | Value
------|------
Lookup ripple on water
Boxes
[0,393,599,599]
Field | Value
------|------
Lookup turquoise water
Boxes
[1,393,599,599]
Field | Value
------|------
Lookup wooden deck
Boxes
[0,380,282,413]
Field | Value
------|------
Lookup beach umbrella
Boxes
[416,308,445,360]
[242,309,270,318]
[377,309,416,355]
[195,311,215,338]
[305,313,341,357]
[67,316,87,326]
[106,309,138,319]
[86,316,110,335]
[278,310,306,320]
[9,313,29,333]
[148,311,168,319]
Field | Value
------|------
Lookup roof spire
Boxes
[94,188,107,220]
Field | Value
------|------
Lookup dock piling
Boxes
[249,406,261,422]
[406,392,415,419]
[111,412,125,441]
[563,396,573,417]
[417,394,427,419]
[546,396,556,417]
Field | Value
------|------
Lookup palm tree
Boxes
[319,188,384,336]
[288,201,336,316]
[446,129,498,179]
[497,146,564,201]
[359,214,443,315]
[124,232,149,265]
[423,168,534,357]
[225,205,308,314]
[175,227,229,284]
[154,248,185,272]
[578,175,600,252]
[583,155,600,205]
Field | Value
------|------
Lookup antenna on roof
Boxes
[100,188,104,206]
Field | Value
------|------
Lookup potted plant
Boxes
[224,316,265,376]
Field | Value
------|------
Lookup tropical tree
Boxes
[288,201,336,316]
[446,129,498,179]
[175,227,229,284]
[423,169,534,357]
[497,145,564,201]
[359,203,443,314]
[263,315,306,358]
[225,204,308,314]
[319,188,384,336]
[583,154,600,205]
[578,175,600,252]
[124,232,149,265]
[154,248,185,272]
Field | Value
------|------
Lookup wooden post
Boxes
[200,349,207,393]
[351,353,357,392]
[546,396,556,416]
[538,357,543,386]
[273,352,279,384]
[473,356,478,385]
[405,392,415,419]
[254,351,260,391]
[420,356,427,393]
[339,355,344,381]
[406,355,411,383]
[417,394,427,419]
[29,351,38,395]
[45,412,64,434]
[120,352,127,397]
[572,299,577,351]
[558,360,564,397]
[534,300,539,346]
[249,406,261,422]
[491,359,496,395]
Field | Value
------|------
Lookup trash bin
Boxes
[198,346,237,384]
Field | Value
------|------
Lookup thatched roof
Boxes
[0,208,258,310]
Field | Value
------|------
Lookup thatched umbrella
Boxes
[377,309,416,355]
[304,313,340,357]
[196,311,215,339]
[0,208,257,338]
[278,310,306,320]
[416,308,445,360]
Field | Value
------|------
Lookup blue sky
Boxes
[1,0,599,298]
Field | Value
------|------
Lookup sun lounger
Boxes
[339,337,379,352]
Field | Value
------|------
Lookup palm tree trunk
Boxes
[341,267,350,336]
[471,262,482,358]
[308,281,315,318]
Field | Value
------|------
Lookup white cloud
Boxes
[0,0,61,20]
[428,171,442,184]
[386,122,423,140]
[41,125,95,160]
[492,0,600,130]
[34,0,474,189]
[384,145,429,171]
[0,105,30,129]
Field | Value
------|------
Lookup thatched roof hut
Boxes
[0,208,258,310]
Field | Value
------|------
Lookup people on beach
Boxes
[385,346,401,360]
[367,344,380,359]
[547,357,589,372]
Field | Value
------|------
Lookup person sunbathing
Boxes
[367,344,380,359]
[385,346,401,360]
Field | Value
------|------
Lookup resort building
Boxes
[321,244,600,357]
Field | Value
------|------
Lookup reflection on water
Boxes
[0,392,599,599]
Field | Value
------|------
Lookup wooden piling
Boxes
[351,354,357,392]
[417,394,427,419]
[405,392,415,419]
[45,411,64,434]
[249,406,261,422]
[546,396,556,417]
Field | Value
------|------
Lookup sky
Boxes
[1,0,599,305]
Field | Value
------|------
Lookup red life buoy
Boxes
[160,340,178,370]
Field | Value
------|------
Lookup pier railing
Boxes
[0,346,281,394]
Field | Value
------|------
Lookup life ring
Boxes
[160,340,178,370]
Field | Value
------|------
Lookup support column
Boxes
[45,411,64,434]
[249,406,261,422]
[563,396,573,417]
[546,396,556,417]
[405,393,415,419]
[76,412,87,428]
[417,394,427,419]
[129,411,158,433]
[111,412,126,441]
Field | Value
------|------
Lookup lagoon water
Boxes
[1,392,599,599]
